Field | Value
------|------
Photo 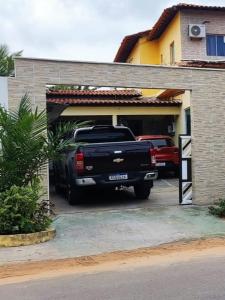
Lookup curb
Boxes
[1,237,225,284]
[0,228,56,247]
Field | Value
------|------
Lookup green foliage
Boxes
[0,94,89,191]
[0,95,91,234]
[0,184,51,234]
[47,120,92,160]
[48,85,97,91]
[0,94,48,190]
[208,199,225,218]
[0,44,22,76]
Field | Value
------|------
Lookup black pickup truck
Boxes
[54,125,157,204]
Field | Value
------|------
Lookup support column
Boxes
[112,115,118,126]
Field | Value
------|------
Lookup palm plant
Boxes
[0,44,22,76]
[0,94,88,192]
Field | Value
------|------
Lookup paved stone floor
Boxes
[1,176,224,266]
[51,176,179,214]
[1,204,225,265]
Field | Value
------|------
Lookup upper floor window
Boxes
[170,41,175,65]
[206,35,225,56]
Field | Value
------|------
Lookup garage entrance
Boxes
[7,57,225,205]
[47,85,181,210]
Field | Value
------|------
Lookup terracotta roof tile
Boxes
[47,97,181,106]
[47,89,141,97]
[177,60,225,69]
[149,3,225,40]
[114,30,150,62]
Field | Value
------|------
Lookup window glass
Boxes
[207,35,225,56]
[217,36,225,56]
[75,128,134,143]
[149,139,174,148]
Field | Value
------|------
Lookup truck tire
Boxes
[66,182,83,205]
[134,182,151,200]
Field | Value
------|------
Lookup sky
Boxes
[1,0,225,62]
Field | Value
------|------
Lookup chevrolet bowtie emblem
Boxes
[113,158,124,163]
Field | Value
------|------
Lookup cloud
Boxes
[1,0,225,62]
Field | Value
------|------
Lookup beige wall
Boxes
[181,10,225,61]
[8,57,225,205]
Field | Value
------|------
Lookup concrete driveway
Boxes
[1,205,225,265]
[6,176,223,266]
[51,176,179,214]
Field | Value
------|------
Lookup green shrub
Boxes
[208,199,225,218]
[0,94,90,191]
[0,185,52,234]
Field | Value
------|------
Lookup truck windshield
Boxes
[150,138,174,148]
[75,128,135,143]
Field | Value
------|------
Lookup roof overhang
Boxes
[114,30,150,63]
[149,3,225,41]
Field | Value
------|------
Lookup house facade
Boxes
[114,3,225,142]
[115,3,225,66]
[3,57,225,205]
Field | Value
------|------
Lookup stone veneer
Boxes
[7,57,225,205]
[181,10,225,61]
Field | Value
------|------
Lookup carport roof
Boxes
[47,97,181,106]
[47,89,141,97]
[177,60,225,69]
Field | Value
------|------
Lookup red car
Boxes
[136,135,179,175]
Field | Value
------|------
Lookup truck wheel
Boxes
[66,183,82,205]
[134,182,151,200]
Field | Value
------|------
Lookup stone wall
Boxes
[181,10,225,61]
[8,57,225,205]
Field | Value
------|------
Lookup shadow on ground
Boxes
[50,173,179,214]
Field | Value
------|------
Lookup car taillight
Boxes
[150,148,156,166]
[75,152,84,174]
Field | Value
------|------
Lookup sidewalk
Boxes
[1,206,225,266]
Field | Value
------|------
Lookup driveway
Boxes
[1,205,225,265]
[51,176,179,214]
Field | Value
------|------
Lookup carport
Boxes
[5,57,225,205]
[47,88,181,138]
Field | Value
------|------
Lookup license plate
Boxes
[109,174,128,181]
[156,162,166,167]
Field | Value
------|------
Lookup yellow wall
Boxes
[61,106,180,116]
[126,13,182,96]
[140,38,159,65]
[127,36,159,96]
[158,12,182,65]
[127,40,141,64]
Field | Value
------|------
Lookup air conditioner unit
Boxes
[189,24,206,38]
